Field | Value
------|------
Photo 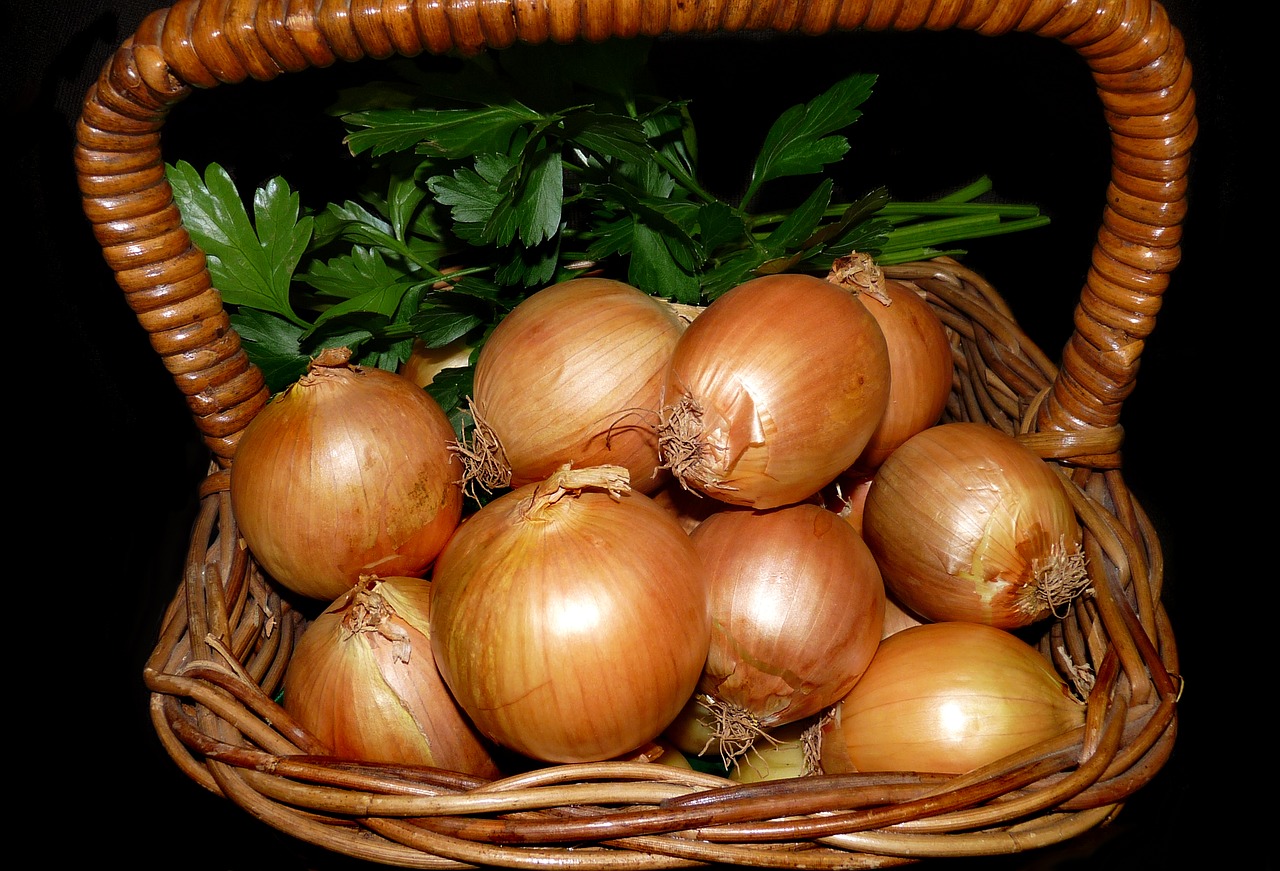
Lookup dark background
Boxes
[11,1,1233,867]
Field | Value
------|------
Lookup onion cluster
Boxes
[248,271,1095,783]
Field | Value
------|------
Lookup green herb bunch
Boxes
[167,37,1047,427]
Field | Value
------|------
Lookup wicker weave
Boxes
[77,0,1190,866]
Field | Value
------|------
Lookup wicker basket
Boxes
[78,0,1190,866]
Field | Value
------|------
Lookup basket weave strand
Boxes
[78,0,1191,866]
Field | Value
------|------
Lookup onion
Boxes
[881,595,925,639]
[282,575,501,777]
[861,422,1088,629]
[650,479,723,534]
[615,739,693,769]
[464,278,685,495]
[663,692,722,758]
[229,347,464,601]
[728,717,823,783]
[826,259,954,473]
[428,465,711,763]
[658,273,891,510]
[823,471,873,536]
[686,502,884,766]
[400,336,473,388]
[821,621,1086,774]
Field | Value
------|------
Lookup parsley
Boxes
[167,37,1048,411]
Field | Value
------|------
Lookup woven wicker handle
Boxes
[75,0,1194,468]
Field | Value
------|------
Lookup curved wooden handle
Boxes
[74,0,1194,468]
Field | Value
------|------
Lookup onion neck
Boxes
[520,464,631,521]
[826,253,891,305]
[340,576,412,662]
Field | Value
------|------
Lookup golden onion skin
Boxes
[428,475,712,764]
[862,422,1085,629]
[229,351,463,601]
[472,277,685,493]
[691,503,885,730]
[660,273,891,510]
[283,576,501,777]
[825,621,1085,775]
[851,279,954,472]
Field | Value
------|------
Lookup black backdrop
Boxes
[12,1,1232,867]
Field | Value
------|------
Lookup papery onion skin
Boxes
[659,273,891,510]
[862,422,1086,629]
[690,502,885,735]
[283,576,501,778]
[470,278,685,494]
[823,621,1085,775]
[849,278,954,472]
[229,348,464,601]
[428,466,711,764]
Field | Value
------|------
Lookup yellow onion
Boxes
[821,621,1086,774]
[283,575,501,777]
[428,465,711,764]
[687,502,884,766]
[837,269,954,473]
[823,471,873,536]
[399,336,473,388]
[229,347,463,601]
[729,717,823,783]
[464,278,685,495]
[862,422,1088,629]
[651,479,734,534]
[881,595,926,639]
[614,739,693,769]
[658,273,890,510]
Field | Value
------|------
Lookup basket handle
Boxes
[75,0,1194,469]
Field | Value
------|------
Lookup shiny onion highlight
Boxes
[862,422,1088,629]
[229,347,463,601]
[821,621,1086,775]
[658,273,891,510]
[687,502,885,765]
[282,576,501,777]
[428,465,711,764]
[463,278,685,495]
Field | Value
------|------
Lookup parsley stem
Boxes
[878,202,1043,221]
[937,175,994,202]
[749,196,1040,233]
[646,148,724,208]
[882,214,1050,249]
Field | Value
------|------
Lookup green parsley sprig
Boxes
[167,37,1048,414]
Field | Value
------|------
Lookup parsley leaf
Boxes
[167,38,1049,414]
[166,161,312,326]
[744,73,875,206]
